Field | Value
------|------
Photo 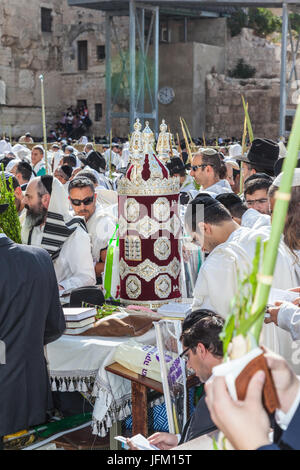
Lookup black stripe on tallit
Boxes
[43,222,73,237]
[41,237,64,247]
[66,218,87,232]
[47,211,64,221]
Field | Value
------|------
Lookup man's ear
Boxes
[196,342,206,358]
[41,193,51,209]
[203,222,213,236]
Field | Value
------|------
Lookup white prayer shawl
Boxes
[181,174,196,193]
[86,204,117,264]
[32,159,51,176]
[200,180,232,196]
[116,148,129,170]
[6,158,20,172]
[84,165,112,190]
[241,208,271,230]
[22,178,96,292]
[192,226,300,371]
[28,223,96,293]
[0,139,12,154]
[12,144,31,160]
[103,149,118,167]
[52,150,64,172]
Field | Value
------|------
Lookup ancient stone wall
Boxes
[0,0,129,139]
[205,73,280,140]
[226,28,281,79]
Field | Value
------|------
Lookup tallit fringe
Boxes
[50,376,94,392]
[50,376,165,438]
[91,399,132,437]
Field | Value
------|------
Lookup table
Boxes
[46,319,156,437]
[105,362,164,437]
[106,362,199,437]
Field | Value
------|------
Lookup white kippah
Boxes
[273,167,300,187]
[202,148,218,156]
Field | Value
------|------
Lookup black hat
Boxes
[274,156,300,177]
[86,151,106,172]
[61,165,73,180]
[0,203,8,215]
[237,138,279,175]
[166,157,186,176]
[41,175,53,195]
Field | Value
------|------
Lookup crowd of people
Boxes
[1,129,300,451]
[54,105,92,141]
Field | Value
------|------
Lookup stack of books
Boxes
[157,302,192,319]
[63,307,96,335]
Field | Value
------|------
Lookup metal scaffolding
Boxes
[105,1,159,135]
[69,0,300,137]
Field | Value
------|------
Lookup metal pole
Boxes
[105,13,112,137]
[154,6,159,135]
[140,8,145,127]
[129,0,136,131]
[184,17,188,42]
[39,74,48,174]
[279,3,288,138]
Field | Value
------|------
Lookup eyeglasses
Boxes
[70,196,94,206]
[191,164,210,172]
[179,347,190,362]
[246,198,268,206]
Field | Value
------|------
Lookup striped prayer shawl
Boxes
[40,211,87,261]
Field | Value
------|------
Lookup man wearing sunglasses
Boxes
[127,310,224,450]
[190,149,232,196]
[69,177,116,280]
[23,175,96,294]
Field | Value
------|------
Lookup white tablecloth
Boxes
[46,323,157,437]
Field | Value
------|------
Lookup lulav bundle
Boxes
[0,168,22,243]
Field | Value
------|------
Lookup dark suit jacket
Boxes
[259,402,300,450]
[179,393,216,445]
[0,237,66,436]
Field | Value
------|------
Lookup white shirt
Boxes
[193,226,297,316]
[278,302,300,341]
[276,377,300,430]
[29,224,96,293]
[192,226,299,371]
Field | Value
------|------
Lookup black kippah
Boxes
[191,193,221,209]
[41,175,53,195]
[215,193,242,206]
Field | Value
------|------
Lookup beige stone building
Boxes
[0,1,298,140]
[0,0,128,139]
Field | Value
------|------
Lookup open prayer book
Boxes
[267,287,299,305]
[115,434,159,450]
[63,307,96,335]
